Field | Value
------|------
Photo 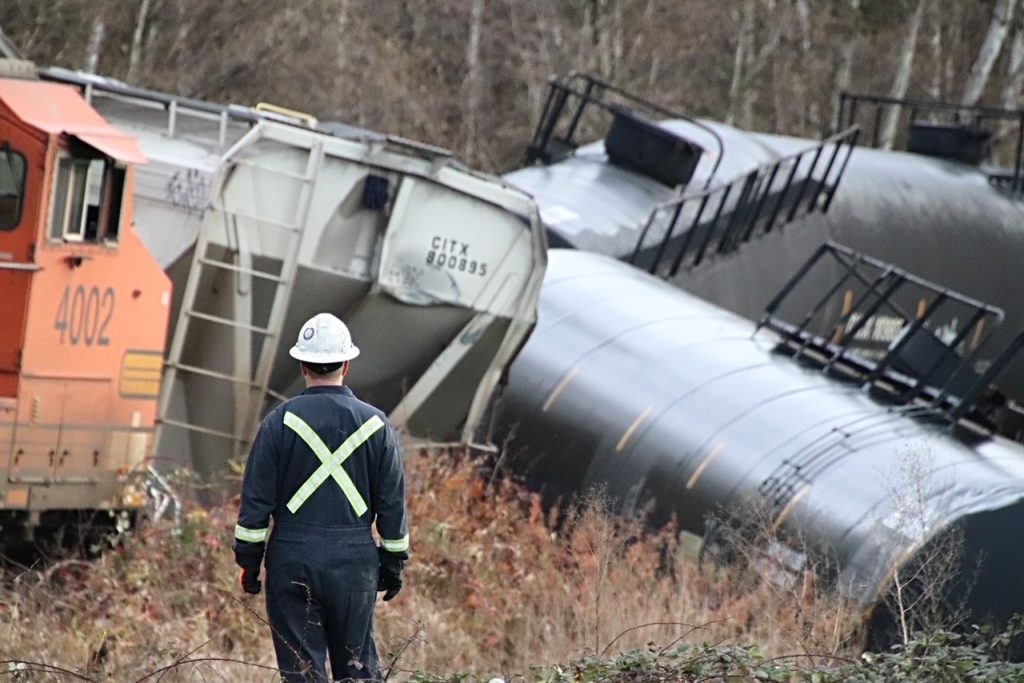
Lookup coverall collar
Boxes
[300,385,355,398]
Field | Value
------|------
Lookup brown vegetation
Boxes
[0,450,863,680]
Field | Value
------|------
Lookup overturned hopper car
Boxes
[37,67,548,486]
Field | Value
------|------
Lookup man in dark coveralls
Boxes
[233,312,409,681]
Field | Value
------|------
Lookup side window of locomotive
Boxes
[49,154,126,244]
[0,145,26,232]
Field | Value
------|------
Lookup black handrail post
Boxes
[738,170,770,243]
[908,307,990,406]
[527,80,569,165]
[787,145,826,223]
[759,243,832,329]
[564,77,597,146]
[871,104,883,148]
[692,185,733,266]
[630,211,659,267]
[719,172,758,254]
[811,137,844,213]
[822,130,859,212]
[668,194,711,276]
[764,157,802,233]
[949,330,1024,423]
[649,201,686,274]
[865,294,948,390]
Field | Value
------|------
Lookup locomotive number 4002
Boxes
[54,285,115,346]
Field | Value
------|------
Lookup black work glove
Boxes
[377,548,404,602]
[239,566,262,594]
[234,541,264,595]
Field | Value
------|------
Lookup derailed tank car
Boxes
[495,248,1024,647]
[507,74,1024,418]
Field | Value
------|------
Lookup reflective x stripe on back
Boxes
[283,411,384,516]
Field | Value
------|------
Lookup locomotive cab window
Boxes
[49,151,126,244]
[0,144,26,232]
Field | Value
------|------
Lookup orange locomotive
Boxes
[0,78,171,539]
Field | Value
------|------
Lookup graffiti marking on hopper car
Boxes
[426,235,488,276]
[54,285,115,346]
[165,168,208,212]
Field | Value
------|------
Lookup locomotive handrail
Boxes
[524,72,725,188]
[837,90,1024,194]
[628,125,860,277]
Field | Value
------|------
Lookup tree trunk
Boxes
[879,0,929,149]
[84,17,105,74]
[833,0,861,128]
[998,12,1024,164]
[1001,13,1024,110]
[962,0,1018,106]
[126,0,152,83]
[926,0,943,100]
[727,1,754,127]
[464,0,485,163]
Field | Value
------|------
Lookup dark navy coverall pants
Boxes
[266,522,379,680]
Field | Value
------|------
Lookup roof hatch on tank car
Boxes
[604,107,704,187]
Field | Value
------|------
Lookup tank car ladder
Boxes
[157,128,324,464]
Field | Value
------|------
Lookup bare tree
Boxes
[126,0,151,83]
[833,0,861,127]
[879,0,930,149]
[1001,11,1024,110]
[962,0,1019,106]
[84,16,104,74]
[464,0,485,163]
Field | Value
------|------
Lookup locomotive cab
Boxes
[0,77,171,538]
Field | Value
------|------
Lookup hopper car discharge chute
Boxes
[0,76,172,539]
[34,68,548,485]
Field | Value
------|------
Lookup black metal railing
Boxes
[524,72,725,188]
[837,91,1024,194]
[757,242,1024,432]
[628,126,859,276]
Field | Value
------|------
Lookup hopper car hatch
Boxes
[0,78,172,539]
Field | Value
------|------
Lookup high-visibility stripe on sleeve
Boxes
[235,524,269,543]
[380,534,409,553]
[284,412,384,516]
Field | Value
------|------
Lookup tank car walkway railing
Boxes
[755,242,1024,436]
[837,91,1024,195]
[627,127,859,276]
[524,72,725,187]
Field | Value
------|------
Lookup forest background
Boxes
[4,0,1024,174]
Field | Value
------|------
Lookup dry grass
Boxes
[0,449,864,681]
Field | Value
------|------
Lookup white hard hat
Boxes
[288,313,360,363]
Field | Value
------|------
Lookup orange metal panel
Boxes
[0,79,147,163]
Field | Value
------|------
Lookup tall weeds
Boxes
[0,449,864,680]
